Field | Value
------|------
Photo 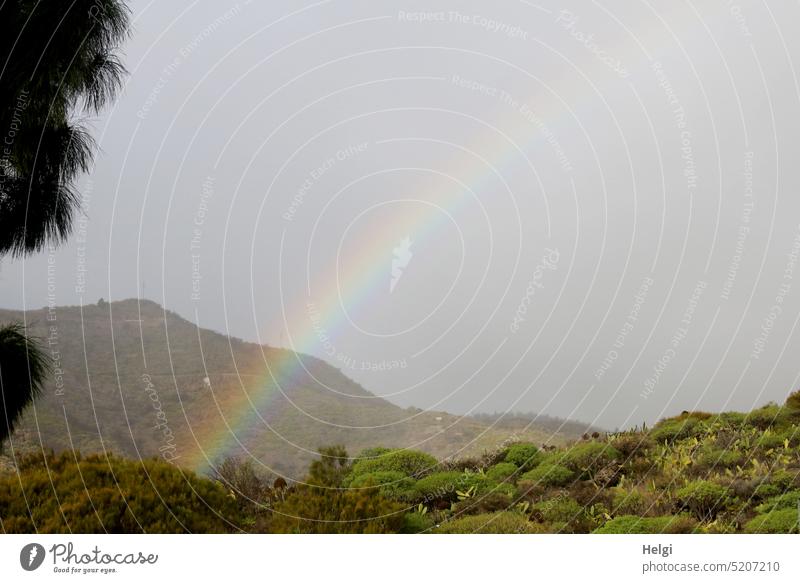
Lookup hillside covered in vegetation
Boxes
[3,393,800,533]
[0,300,584,480]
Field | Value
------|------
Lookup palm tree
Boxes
[0,0,130,255]
[0,0,130,445]
[0,324,49,446]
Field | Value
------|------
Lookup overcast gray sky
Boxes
[3,0,800,429]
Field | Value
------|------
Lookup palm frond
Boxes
[0,0,129,258]
[77,52,126,113]
[0,323,51,444]
[0,171,80,256]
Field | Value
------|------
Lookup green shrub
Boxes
[348,449,438,479]
[349,470,404,488]
[450,491,514,516]
[780,409,800,425]
[744,508,799,533]
[650,417,704,443]
[561,442,620,476]
[413,471,465,503]
[611,434,653,458]
[675,480,731,520]
[486,462,518,483]
[271,484,405,533]
[210,456,272,508]
[435,512,543,534]
[436,468,517,499]
[755,431,785,451]
[0,452,242,533]
[724,476,766,500]
[755,490,800,514]
[400,511,434,533]
[774,427,800,448]
[746,405,783,430]
[475,481,516,498]
[693,447,743,471]
[704,517,738,534]
[612,487,647,515]
[752,483,781,502]
[531,496,596,533]
[682,411,714,420]
[532,496,583,523]
[441,457,482,472]
[308,445,351,487]
[718,412,747,430]
[594,514,699,534]
[521,462,575,487]
[458,471,484,489]
[769,469,800,490]
[786,390,800,411]
[503,443,541,471]
[348,471,416,501]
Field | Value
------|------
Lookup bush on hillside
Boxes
[413,471,465,503]
[520,462,575,487]
[348,449,438,480]
[348,470,416,501]
[503,443,541,471]
[743,508,799,533]
[611,433,654,458]
[561,442,620,476]
[0,452,242,533]
[485,462,518,483]
[786,390,800,410]
[717,412,747,430]
[435,511,544,534]
[691,447,744,474]
[475,481,517,498]
[675,480,731,520]
[308,445,351,487]
[211,456,272,509]
[611,487,648,516]
[269,481,405,533]
[650,416,704,443]
[594,514,699,534]
[400,510,434,533]
[752,483,782,502]
[755,431,787,451]
[746,405,783,430]
[755,490,800,514]
[532,496,583,524]
[769,469,800,490]
[450,491,515,516]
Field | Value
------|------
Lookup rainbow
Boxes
[181,167,503,474]
[181,187,484,474]
[180,61,608,473]
[181,350,293,473]
[166,0,694,473]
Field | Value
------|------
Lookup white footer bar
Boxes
[1,534,797,582]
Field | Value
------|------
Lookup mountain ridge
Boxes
[0,299,593,479]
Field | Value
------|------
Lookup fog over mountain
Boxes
[3,0,800,430]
